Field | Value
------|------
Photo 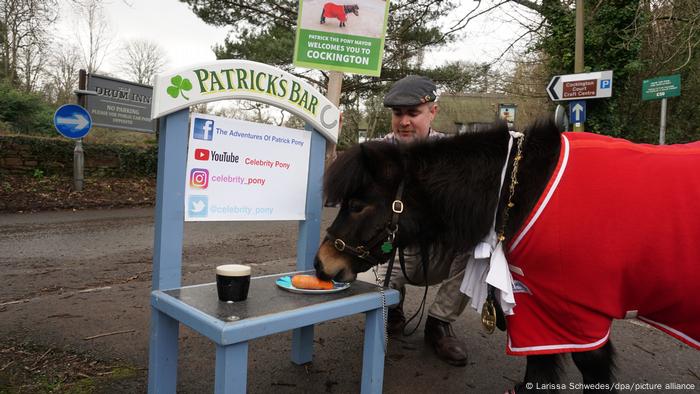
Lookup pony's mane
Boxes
[404,123,511,259]
[402,120,561,260]
[324,119,561,263]
[324,140,402,205]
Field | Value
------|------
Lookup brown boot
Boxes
[386,286,406,335]
[424,316,468,366]
[387,306,406,335]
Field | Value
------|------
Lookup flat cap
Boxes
[383,75,438,107]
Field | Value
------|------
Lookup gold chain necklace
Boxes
[481,133,525,334]
[497,135,525,242]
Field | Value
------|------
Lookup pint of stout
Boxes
[216,264,251,302]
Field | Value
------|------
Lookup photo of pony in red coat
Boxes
[320,2,359,27]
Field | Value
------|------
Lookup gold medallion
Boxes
[481,299,497,334]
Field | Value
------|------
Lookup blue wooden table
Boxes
[147,62,387,393]
[150,271,399,393]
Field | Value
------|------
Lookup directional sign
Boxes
[642,74,681,101]
[554,104,569,131]
[498,103,517,125]
[547,70,613,101]
[53,104,92,139]
[569,100,586,123]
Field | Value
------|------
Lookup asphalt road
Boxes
[1,208,698,393]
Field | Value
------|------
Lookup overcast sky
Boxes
[55,0,527,78]
[56,0,229,76]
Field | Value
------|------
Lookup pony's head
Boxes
[346,4,359,16]
[314,123,522,282]
[314,141,416,282]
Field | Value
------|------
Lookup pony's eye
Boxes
[347,199,367,213]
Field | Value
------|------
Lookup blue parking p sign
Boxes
[53,104,92,139]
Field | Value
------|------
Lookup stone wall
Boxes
[0,134,157,177]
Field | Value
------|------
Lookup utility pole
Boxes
[325,71,343,164]
[573,0,585,131]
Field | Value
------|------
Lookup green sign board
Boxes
[642,74,681,101]
[293,0,390,76]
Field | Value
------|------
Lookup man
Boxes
[379,75,470,367]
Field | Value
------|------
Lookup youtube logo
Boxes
[194,148,209,161]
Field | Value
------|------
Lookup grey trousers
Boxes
[378,249,470,323]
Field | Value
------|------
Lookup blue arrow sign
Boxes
[569,100,586,123]
[53,104,92,139]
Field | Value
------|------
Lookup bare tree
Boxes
[0,0,58,87]
[42,43,80,104]
[213,100,288,126]
[17,30,52,92]
[637,0,700,71]
[73,0,112,73]
[118,39,167,85]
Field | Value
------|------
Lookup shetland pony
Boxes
[320,3,359,27]
[314,120,700,393]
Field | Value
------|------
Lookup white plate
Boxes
[275,275,350,294]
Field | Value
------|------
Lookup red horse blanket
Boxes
[505,132,700,356]
[323,3,349,22]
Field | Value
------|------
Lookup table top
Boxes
[153,271,399,344]
[160,271,391,324]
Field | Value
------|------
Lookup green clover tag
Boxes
[166,75,192,100]
[381,241,393,254]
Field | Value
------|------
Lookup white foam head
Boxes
[216,264,251,277]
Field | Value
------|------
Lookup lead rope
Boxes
[398,245,429,336]
[372,265,388,353]
[370,181,405,353]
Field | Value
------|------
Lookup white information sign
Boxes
[184,113,312,221]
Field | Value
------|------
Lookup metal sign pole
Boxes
[659,97,667,145]
[573,0,585,132]
[73,140,84,191]
[74,70,88,191]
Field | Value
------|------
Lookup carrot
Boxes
[291,275,334,290]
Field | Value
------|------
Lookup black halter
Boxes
[326,181,405,282]
[325,179,432,335]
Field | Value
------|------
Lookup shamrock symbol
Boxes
[167,75,192,100]
[381,241,393,254]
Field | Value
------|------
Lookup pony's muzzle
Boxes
[314,240,357,282]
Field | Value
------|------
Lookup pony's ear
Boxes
[323,141,400,204]
[359,142,383,177]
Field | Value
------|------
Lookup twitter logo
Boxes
[188,195,208,218]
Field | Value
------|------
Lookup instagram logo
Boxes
[194,148,209,161]
[189,168,209,189]
[193,118,214,141]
